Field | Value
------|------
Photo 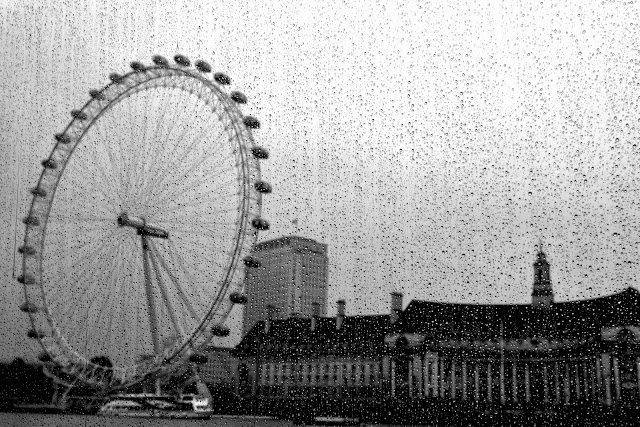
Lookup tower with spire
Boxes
[531,242,554,308]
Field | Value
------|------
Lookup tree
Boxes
[2,358,52,403]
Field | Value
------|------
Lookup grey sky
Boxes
[1,0,638,361]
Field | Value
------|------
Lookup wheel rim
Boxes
[20,61,266,389]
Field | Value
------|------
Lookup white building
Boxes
[242,236,329,337]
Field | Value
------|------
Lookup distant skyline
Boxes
[1,1,639,362]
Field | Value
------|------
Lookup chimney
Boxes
[311,302,321,331]
[264,304,275,333]
[336,299,346,330]
[390,292,403,324]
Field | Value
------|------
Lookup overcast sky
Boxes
[1,0,639,362]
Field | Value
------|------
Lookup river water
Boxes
[0,413,295,427]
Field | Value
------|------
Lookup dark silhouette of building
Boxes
[387,247,640,409]
[235,299,391,420]
[236,247,640,424]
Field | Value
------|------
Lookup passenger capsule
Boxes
[89,89,105,100]
[130,61,145,72]
[42,159,58,169]
[214,72,231,85]
[17,274,35,284]
[230,292,248,304]
[20,302,38,313]
[18,246,36,255]
[109,73,123,83]
[55,133,71,144]
[230,91,247,104]
[30,187,47,197]
[27,329,45,339]
[243,116,260,129]
[152,55,169,66]
[23,216,40,226]
[174,54,191,67]
[195,60,212,73]
[243,256,261,268]
[251,218,270,230]
[251,147,269,159]
[71,110,87,120]
[254,181,272,194]
[210,325,230,337]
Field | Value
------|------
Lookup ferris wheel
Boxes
[18,54,271,391]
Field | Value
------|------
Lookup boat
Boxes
[97,394,211,419]
[177,393,212,413]
[314,416,362,426]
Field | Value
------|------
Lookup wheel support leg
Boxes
[141,235,161,358]
[147,241,185,339]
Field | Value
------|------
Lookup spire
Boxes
[532,243,554,308]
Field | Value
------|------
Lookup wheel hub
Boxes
[117,212,169,239]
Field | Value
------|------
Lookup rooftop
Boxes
[235,315,391,357]
[397,287,640,341]
[253,235,328,254]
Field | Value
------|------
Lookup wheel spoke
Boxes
[142,112,229,209]
[146,156,237,216]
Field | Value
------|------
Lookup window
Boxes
[344,364,353,385]
[369,363,377,384]
[351,364,357,384]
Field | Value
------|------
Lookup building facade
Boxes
[242,236,329,337]
[195,346,239,391]
[235,299,392,420]
[237,248,640,423]
[386,249,640,407]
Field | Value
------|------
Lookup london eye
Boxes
[18,54,271,391]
